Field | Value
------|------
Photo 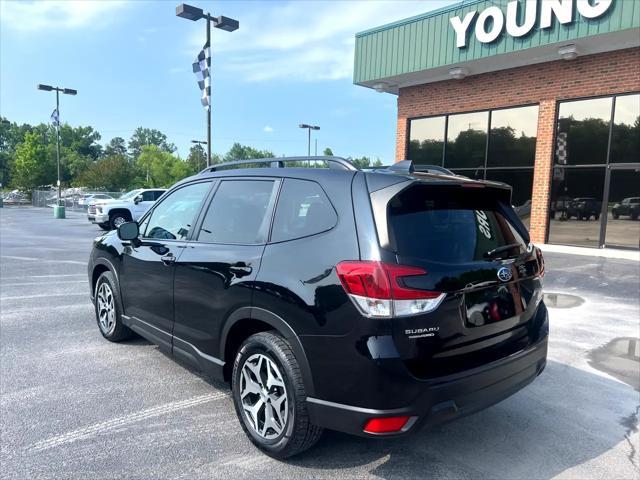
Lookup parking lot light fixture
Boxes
[299,124,320,157]
[36,84,78,218]
[176,3,239,168]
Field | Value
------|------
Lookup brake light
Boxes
[336,261,445,318]
[363,416,411,434]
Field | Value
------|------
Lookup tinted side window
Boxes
[153,190,165,200]
[142,191,155,202]
[271,179,337,243]
[198,180,276,244]
[143,182,210,240]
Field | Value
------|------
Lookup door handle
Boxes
[229,262,252,276]
[161,253,175,266]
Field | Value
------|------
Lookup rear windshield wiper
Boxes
[483,243,523,259]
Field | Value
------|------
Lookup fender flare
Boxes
[220,306,315,397]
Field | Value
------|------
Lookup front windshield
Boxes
[119,189,142,200]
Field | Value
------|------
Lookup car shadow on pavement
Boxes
[285,360,639,480]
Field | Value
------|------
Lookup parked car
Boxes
[88,188,166,230]
[612,197,640,220]
[88,158,548,458]
[565,197,602,220]
[78,193,114,208]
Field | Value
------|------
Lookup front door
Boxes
[120,181,212,348]
[602,166,640,249]
[173,178,279,367]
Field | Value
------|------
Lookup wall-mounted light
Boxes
[558,44,578,60]
[449,67,469,80]
[372,82,391,93]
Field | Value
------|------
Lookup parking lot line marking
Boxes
[0,274,86,280]
[26,392,228,453]
[0,255,86,265]
[2,280,88,287]
[1,292,88,300]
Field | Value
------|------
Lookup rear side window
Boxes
[198,180,276,244]
[271,179,337,243]
[387,185,527,263]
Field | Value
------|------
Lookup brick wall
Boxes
[396,47,640,243]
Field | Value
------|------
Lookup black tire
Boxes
[612,211,619,220]
[98,223,110,231]
[632,213,639,221]
[231,331,323,459]
[109,210,131,230]
[594,214,600,221]
[94,271,133,342]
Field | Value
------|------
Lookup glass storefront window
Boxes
[605,168,640,248]
[488,106,539,167]
[556,97,612,166]
[445,111,488,169]
[548,167,606,247]
[408,116,445,165]
[610,94,640,164]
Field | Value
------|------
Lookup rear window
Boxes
[387,185,527,263]
[271,179,337,243]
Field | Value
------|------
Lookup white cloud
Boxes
[0,0,129,32]
[189,0,455,83]
[263,125,274,133]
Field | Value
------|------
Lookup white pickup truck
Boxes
[88,188,166,230]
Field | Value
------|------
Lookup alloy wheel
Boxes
[97,282,116,335]
[240,353,288,439]
[112,216,126,228]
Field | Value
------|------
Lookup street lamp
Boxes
[299,124,320,157]
[176,3,239,168]
[37,84,77,219]
[191,139,208,170]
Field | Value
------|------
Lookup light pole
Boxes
[176,3,239,168]
[37,84,77,219]
[191,139,208,170]
[299,124,320,157]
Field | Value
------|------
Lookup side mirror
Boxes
[134,194,142,205]
[117,221,140,241]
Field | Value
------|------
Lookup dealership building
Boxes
[354,0,640,249]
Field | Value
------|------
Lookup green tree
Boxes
[104,137,128,158]
[11,131,55,190]
[136,145,195,188]
[128,127,176,159]
[186,143,207,171]
[224,143,274,162]
[76,154,136,191]
[323,147,334,156]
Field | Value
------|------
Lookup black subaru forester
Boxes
[88,157,548,458]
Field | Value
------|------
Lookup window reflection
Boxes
[556,97,612,166]
[488,106,539,167]
[610,94,640,164]
[485,169,534,226]
[606,169,640,248]
[445,111,488,169]
[408,116,445,165]
[548,167,605,247]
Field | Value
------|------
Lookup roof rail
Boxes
[361,161,456,176]
[199,156,358,174]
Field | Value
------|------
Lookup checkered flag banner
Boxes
[50,108,59,126]
[556,132,567,164]
[192,41,211,111]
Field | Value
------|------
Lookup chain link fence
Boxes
[31,189,124,211]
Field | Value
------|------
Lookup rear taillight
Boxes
[336,261,445,318]
[535,247,545,277]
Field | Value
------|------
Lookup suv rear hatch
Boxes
[378,180,545,379]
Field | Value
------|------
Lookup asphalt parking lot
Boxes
[1,207,639,480]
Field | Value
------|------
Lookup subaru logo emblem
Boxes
[497,267,512,282]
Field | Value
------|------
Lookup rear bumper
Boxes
[306,334,547,437]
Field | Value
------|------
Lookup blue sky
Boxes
[0,0,453,161]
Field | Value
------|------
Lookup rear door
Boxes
[382,182,544,378]
[172,178,279,364]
